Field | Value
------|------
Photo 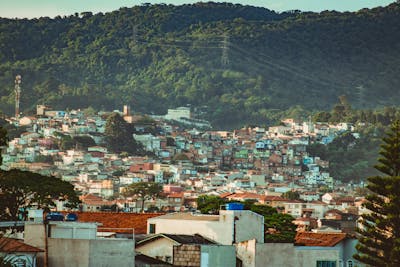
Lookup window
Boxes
[316,260,336,267]
[149,223,156,234]
[347,260,353,267]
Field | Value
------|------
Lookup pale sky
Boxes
[0,0,396,19]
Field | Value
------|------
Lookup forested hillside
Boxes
[0,2,400,128]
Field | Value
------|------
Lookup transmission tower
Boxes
[221,34,230,66]
[356,85,366,108]
[14,75,22,119]
[132,24,138,43]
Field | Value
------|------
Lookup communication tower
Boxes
[14,75,22,119]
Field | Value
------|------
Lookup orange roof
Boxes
[73,212,164,234]
[80,194,103,202]
[0,238,43,253]
[167,192,184,198]
[260,195,286,202]
[295,232,346,247]
[227,192,263,200]
[219,192,234,198]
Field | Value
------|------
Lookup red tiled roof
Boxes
[167,192,184,198]
[219,192,234,198]
[73,212,164,234]
[260,195,286,202]
[295,232,346,247]
[80,194,103,202]
[0,238,43,253]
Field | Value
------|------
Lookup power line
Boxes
[132,33,349,89]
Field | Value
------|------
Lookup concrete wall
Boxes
[296,247,339,267]
[48,238,90,267]
[24,223,46,267]
[201,245,236,267]
[236,239,257,267]
[226,210,264,244]
[48,238,135,267]
[236,240,342,267]
[24,223,135,267]
[88,239,135,267]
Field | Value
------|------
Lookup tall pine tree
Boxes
[354,121,400,266]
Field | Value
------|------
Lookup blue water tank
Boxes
[45,212,64,221]
[226,203,244,210]
[65,213,78,221]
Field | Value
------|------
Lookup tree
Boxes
[123,182,162,212]
[197,195,227,214]
[354,121,400,266]
[249,204,296,243]
[72,135,96,149]
[0,126,8,166]
[0,170,79,221]
[282,190,300,200]
[104,113,142,154]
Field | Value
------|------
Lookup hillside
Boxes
[0,2,400,128]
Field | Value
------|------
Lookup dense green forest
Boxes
[0,2,400,128]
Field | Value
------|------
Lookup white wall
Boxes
[136,238,175,263]
[147,210,264,245]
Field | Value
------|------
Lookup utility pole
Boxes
[14,75,21,119]
[221,34,230,66]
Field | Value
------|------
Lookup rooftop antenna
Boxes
[14,75,22,119]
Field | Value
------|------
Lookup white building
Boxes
[165,107,191,121]
[147,209,264,245]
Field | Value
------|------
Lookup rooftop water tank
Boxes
[65,213,78,221]
[45,212,64,221]
[226,203,244,210]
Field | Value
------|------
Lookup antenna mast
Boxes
[14,75,22,119]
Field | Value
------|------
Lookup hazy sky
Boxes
[0,0,396,19]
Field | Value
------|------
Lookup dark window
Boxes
[149,223,156,234]
[317,261,336,267]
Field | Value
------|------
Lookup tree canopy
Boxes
[354,121,400,266]
[122,182,163,212]
[0,3,400,128]
[0,126,8,166]
[104,112,142,154]
[0,169,79,221]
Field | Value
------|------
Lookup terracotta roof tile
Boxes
[295,232,346,247]
[0,238,43,253]
[219,192,234,198]
[260,195,286,201]
[167,192,184,198]
[72,212,164,234]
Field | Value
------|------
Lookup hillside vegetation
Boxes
[0,2,400,128]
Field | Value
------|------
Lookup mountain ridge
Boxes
[0,2,399,128]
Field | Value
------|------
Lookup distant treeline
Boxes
[1,2,400,128]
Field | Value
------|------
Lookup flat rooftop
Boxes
[150,212,220,221]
